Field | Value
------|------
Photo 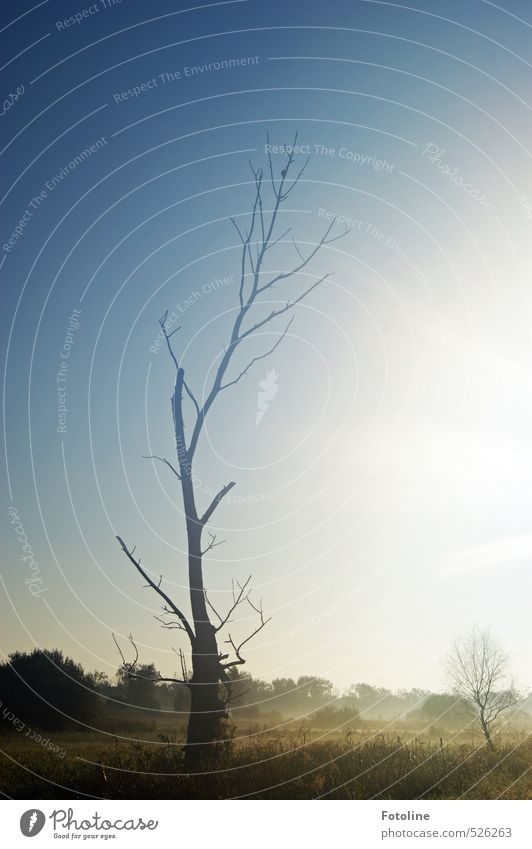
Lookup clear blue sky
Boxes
[1,0,532,692]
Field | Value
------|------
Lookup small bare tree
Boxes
[115,136,346,769]
[447,626,519,750]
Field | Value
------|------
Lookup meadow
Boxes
[1,717,530,800]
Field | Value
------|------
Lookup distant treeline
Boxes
[1,649,530,733]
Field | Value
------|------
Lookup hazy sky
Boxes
[2,0,532,693]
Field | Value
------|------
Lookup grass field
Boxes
[1,719,530,799]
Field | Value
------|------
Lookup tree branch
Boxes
[201,532,226,556]
[183,380,200,420]
[113,633,187,685]
[159,312,181,371]
[116,536,195,644]
[222,595,271,669]
[207,575,252,634]
[219,317,294,391]
[200,481,236,525]
[143,454,181,481]
[239,273,332,341]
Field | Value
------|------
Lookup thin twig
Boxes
[116,536,195,644]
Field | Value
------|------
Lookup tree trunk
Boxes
[480,711,494,751]
[184,630,226,770]
[183,522,226,770]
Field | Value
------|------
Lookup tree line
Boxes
[0,638,528,746]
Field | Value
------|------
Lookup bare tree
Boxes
[115,136,346,769]
[447,626,519,750]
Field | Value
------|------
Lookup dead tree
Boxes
[116,136,346,769]
[447,626,519,751]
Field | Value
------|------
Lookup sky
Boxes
[1,0,532,693]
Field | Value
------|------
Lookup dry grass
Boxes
[1,723,530,800]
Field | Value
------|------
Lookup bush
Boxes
[0,649,100,732]
[310,705,360,728]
